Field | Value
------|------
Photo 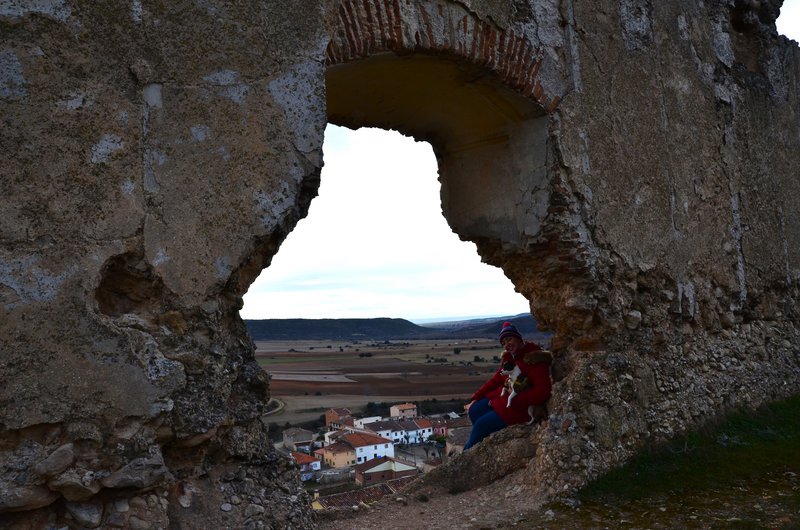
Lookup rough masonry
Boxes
[1,0,799,527]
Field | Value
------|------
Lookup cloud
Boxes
[241,125,529,320]
[777,2,800,41]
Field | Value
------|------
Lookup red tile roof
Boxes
[341,432,392,448]
[290,452,318,465]
[324,441,353,454]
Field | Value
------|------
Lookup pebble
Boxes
[245,503,265,517]
[624,310,642,329]
[34,443,75,477]
[146,494,158,508]
[221,503,233,512]
[64,501,103,528]
[128,516,150,530]
[129,497,147,510]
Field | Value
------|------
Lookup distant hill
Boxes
[423,313,541,339]
[245,314,546,341]
[245,317,430,341]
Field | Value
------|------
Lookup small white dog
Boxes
[500,363,529,408]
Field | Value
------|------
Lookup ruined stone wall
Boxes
[521,0,800,495]
[1,0,799,527]
[1,1,329,527]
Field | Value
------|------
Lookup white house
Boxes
[397,419,433,444]
[414,418,434,443]
[354,416,383,429]
[290,451,322,481]
[340,432,395,464]
[362,420,405,444]
[322,429,346,446]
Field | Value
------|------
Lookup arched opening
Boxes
[316,1,600,347]
[326,53,550,249]
[242,124,532,321]
[776,3,799,42]
[242,124,540,441]
[231,44,562,502]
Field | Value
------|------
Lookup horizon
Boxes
[242,312,528,325]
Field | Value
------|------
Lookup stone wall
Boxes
[1,0,798,527]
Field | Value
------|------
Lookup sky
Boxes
[241,126,531,322]
[241,5,800,323]
[778,0,800,41]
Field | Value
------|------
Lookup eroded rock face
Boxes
[1,0,799,526]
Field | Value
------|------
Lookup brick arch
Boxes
[326,0,560,112]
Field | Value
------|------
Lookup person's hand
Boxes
[464,400,475,412]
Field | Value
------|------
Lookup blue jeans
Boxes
[464,398,507,450]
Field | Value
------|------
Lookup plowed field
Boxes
[256,338,502,423]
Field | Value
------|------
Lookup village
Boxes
[278,402,473,510]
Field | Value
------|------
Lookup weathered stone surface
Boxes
[416,424,538,494]
[0,485,58,512]
[47,469,101,502]
[1,0,799,527]
[33,443,75,478]
[100,450,170,490]
[64,501,103,528]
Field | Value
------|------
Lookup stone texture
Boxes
[99,450,170,489]
[64,501,103,528]
[33,443,75,478]
[47,469,101,502]
[415,424,538,494]
[1,0,799,527]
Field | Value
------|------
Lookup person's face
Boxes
[501,336,522,355]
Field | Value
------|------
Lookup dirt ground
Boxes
[256,338,500,423]
[316,467,800,529]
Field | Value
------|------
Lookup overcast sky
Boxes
[241,125,531,322]
[241,7,800,323]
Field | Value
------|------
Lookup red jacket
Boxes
[470,342,552,425]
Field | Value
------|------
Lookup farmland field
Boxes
[255,337,503,423]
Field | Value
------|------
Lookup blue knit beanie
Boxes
[498,322,522,343]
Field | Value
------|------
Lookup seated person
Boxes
[463,322,552,450]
